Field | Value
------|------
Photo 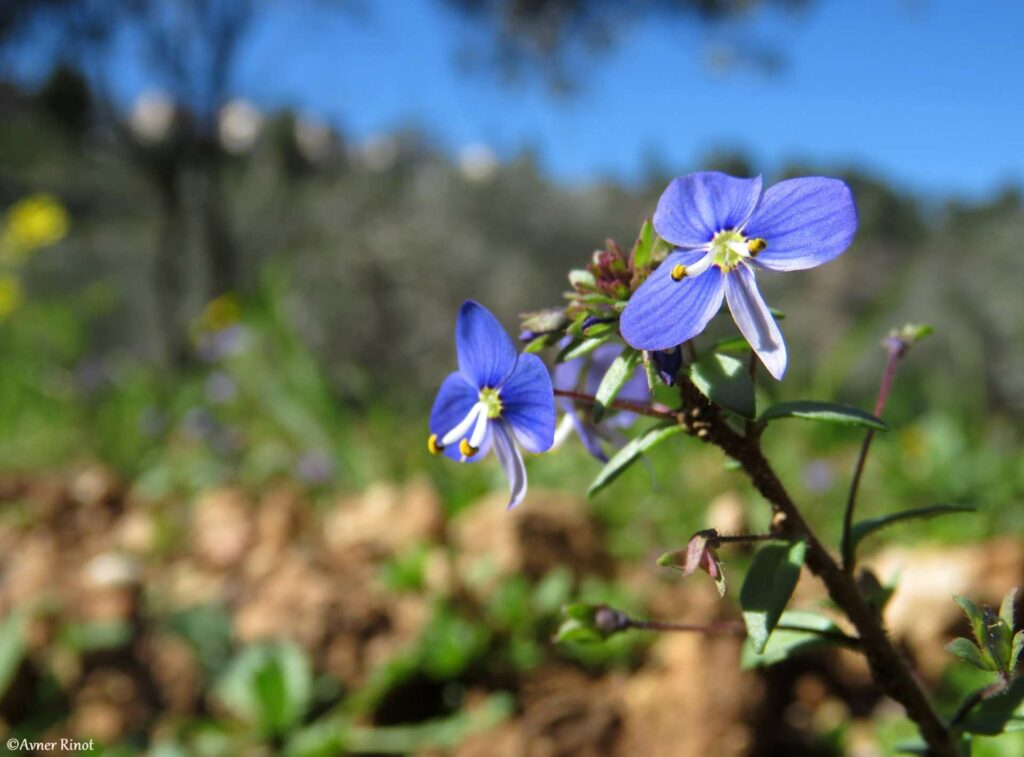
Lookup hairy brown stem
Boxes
[675,377,957,756]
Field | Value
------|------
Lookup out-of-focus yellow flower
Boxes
[0,275,24,321]
[199,293,242,332]
[1,193,70,263]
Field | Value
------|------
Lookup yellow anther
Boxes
[670,264,688,281]
[747,237,767,255]
[459,439,479,458]
[427,434,444,455]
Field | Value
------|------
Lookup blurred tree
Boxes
[445,0,810,89]
[35,64,92,136]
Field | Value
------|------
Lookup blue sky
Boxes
[25,0,1024,199]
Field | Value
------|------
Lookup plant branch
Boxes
[553,388,677,420]
[675,375,958,756]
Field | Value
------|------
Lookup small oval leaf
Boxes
[740,540,807,654]
[689,353,755,419]
[588,423,684,498]
[593,348,640,422]
[759,401,888,431]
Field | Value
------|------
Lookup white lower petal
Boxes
[492,420,527,510]
[725,265,787,380]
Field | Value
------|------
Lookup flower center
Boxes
[479,387,503,419]
[709,230,750,272]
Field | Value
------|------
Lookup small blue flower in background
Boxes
[621,172,858,379]
[553,342,649,462]
[429,301,556,509]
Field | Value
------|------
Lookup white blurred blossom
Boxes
[218,98,263,154]
[130,90,175,144]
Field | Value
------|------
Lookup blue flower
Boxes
[621,172,857,379]
[429,301,556,509]
[553,342,649,462]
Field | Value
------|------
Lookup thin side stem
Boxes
[712,532,779,545]
[554,388,677,420]
[627,618,745,635]
[840,341,907,572]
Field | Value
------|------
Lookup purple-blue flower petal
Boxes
[725,266,787,380]
[501,352,556,453]
[492,420,528,509]
[653,172,763,247]
[745,177,857,271]
[429,372,492,462]
[569,412,609,462]
[456,300,518,389]
[621,251,726,351]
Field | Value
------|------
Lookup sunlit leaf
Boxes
[689,352,755,419]
[557,334,611,362]
[850,505,976,550]
[215,641,313,738]
[740,611,843,669]
[958,679,1024,735]
[740,540,807,654]
[593,347,639,422]
[759,401,887,430]
[587,423,684,498]
[946,637,994,671]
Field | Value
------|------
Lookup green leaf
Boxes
[587,424,685,498]
[892,322,934,346]
[689,352,755,419]
[1012,630,1023,673]
[705,336,751,355]
[759,401,888,431]
[955,596,999,671]
[523,332,562,354]
[557,334,611,362]
[520,308,568,335]
[568,269,597,291]
[0,611,26,699]
[740,611,842,669]
[343,693,515,754]
[553,619,604,645]
[1000,588,1018,631]
[959,679,1024,735]
[740,540,807,654]
[947,637,995,671]
[215,642,313,738]
[631,218,655,271]
[593,347,640,422]
[582,320,616,338]
[850,505,976,550]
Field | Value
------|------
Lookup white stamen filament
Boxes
[725,240,749,258]
[683,251,715,277]
[468,405,490,450]
[441,403,482,447]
